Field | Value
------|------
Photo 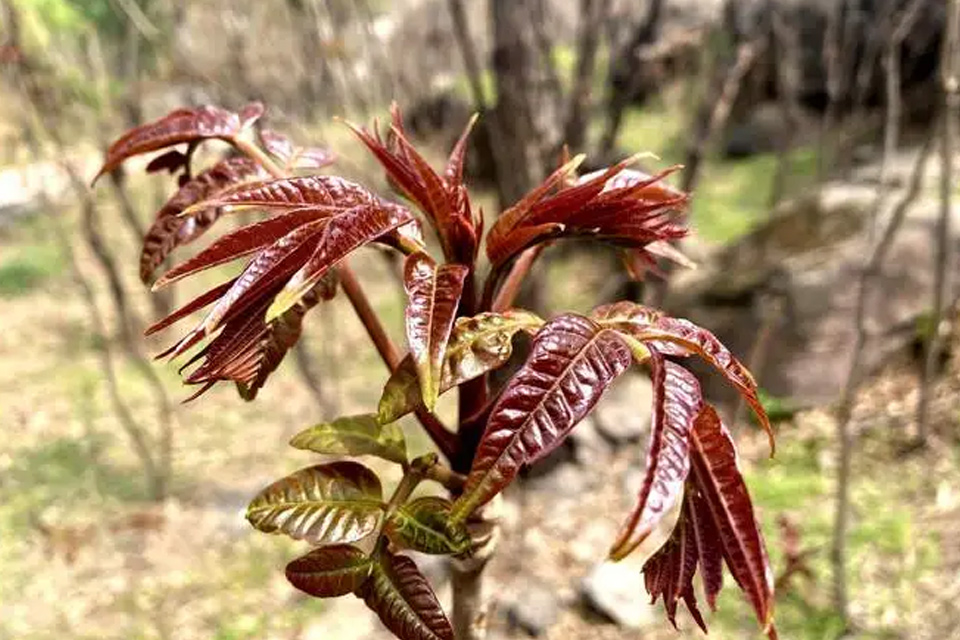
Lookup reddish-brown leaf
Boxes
[238,101,265,129]
[348,104,477,263]
[690,405,776,635]
[202,175,380,211]
[145,149,190,175]
[96,105,243,179]
[642,491,708,633]
[451,314,632,521]
[358,549,454,640]
[402,253,469,410]
[485,157,688,268]
[596,304,774,454]
[609,357,702,560]
[179,276,335,399]
[152,206,333,289]
[260,129,335,170]
[266,202,414,320]
[286,544,373,598]
[144,279,236,337]
[687,483,724,610]
[159,218,330,361]
[140,156,265,283]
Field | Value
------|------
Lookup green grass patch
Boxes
[0,242,65,297]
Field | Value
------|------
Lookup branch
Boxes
[917,0,960,442]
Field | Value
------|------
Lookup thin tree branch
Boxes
[917,0,960,443]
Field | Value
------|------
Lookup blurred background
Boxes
[1,0,959,638]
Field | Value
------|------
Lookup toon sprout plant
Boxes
[95,102,778,640]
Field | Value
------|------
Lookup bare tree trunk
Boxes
[489,0,563,207]
[917,0,960,444]
[565,0,610,151]
[769,3,801,208]
[598,0,664,155]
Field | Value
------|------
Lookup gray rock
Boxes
[580,562,657,629]
[568,415,612,465]
[504,582,562,636]
[665,179,960,409]
[592,374,654,445]
[523,462,590,499]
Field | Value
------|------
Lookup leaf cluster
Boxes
[96,101,778,639]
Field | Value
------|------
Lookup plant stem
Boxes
[492,245,543,312]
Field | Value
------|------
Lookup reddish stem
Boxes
[491,245,544,312]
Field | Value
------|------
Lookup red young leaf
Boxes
[642,490,708,633]
[687,482,725,610]
[485,156,688,268]
[451,314,632,521]
[95,105,243,180]
[348,104,478,263]
[609,357,703,560]
[201,175,381,212]
[267,202,415,320]
[153,206,335,289]
[402,253,469,410]
[140,156,265,283]
[144,279,236,337]
[159,218,330,361]
[690,405,776,635]
[286,544,373,598]
[358,549,454,640]
[594,303,774,454]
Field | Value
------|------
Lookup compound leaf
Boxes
[451,314,632,521]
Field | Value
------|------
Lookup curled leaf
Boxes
[452,314,632,521]
[377,310,544,425]
[642,490,708,633]
[385,496,471,555]
[290,413,407,465]
[358,549,454,640]
[403,253,469,410]
[609,358,702,561]
[592,302,774,454]
[286,544,373,598]
[96,105,243,180]
[246,461,384,545]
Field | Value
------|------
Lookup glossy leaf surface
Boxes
[198,174,378,211]
[690,406,776,634]
[610,358,702,560]
[267,202,414,320]
[246,461,384,545]
[290,413,407,465]
[642,491,708,633]
[350,104,478,263]
[358,549,454,640]
[96,105,245,179]
[486,157,687,267]
[593,302,774,453]
[140,157,266,283]
[377,310,543,424]
[403,253,469,410]
[286,544,373,598]
[385,496,471,555]
[452,314,632,521]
